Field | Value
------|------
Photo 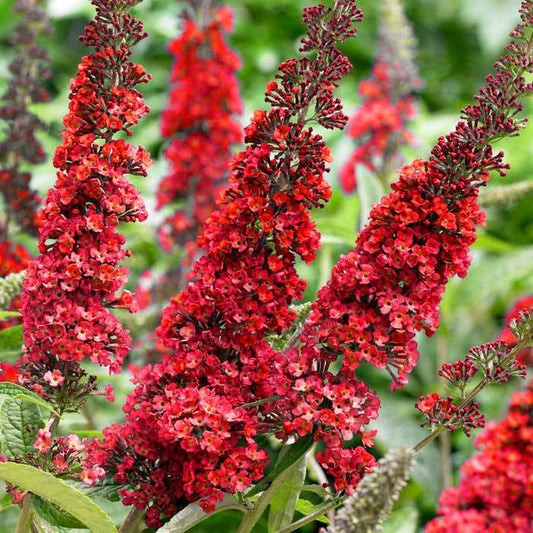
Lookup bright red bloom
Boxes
[157,4,242,259]
[426,380,533,533]
[86,2,368,526]
[20,0,151,375]
[269,0,533,492]
[339,0,421,192]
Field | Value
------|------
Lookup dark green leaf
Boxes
[0,396,41,457]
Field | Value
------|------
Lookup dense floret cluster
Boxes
[339,0,421,192]
[85,1,366,526]
[157,2,242,259]
[20,0,151,380]
[426,380,533,533]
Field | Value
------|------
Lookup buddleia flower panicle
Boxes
[0,0,51,330]
[157,0,243,262]
[326,448,415,533]
[0,0,51,238]
[272,0,533,493]
[339,0,422,192]
[19,0,151,404]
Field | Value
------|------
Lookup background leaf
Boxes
[0,396,41,457]
[0,325,23,360]
[0,462,117,533]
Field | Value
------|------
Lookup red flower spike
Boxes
[20,0,151,377]
[157,3,243,260]
[339,0,421,192]
[297,0,533,392]
[427,380,533,533]
[85,2,367,526]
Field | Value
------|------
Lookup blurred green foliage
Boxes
[0,0,532,531]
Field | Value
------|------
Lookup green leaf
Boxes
[293,499,329,524]
[247,434,315,498]
[0,462,117,533]
[0,382,60,417]
[0,396,41,457]
[0,311,21,321]
[0,490,13,511]
[267,456,307,532]
[67,477,121,503]
[382,506,419,533]
[156,494,245,533]
[0,325,23,360]
[32,495,88,529]
[357,165,385,228]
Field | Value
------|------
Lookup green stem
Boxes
[237,465,293,533]
[16,495,33,533]
[413,335,531,453]
[237,395,282,410]
[278,499,338,533]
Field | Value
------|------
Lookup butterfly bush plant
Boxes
[0,0,532,532]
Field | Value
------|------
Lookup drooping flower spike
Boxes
[20,0,151,392]
[85,1,366,526]
[157,0,243,261]
[339,0,422,192]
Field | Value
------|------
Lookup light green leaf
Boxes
[293,499,329,524]
[156,494,245,533]
[0,325,23,360]
[247,434,315,498]
[382,506,419,533]
[0,396,41,457]
[267,456,307,532]
[0,311,21,321]
[0,462,117,533]
[0,382,60,417]
[0,490,13,511]
[32,495,88,529]
[357,165,385,228]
